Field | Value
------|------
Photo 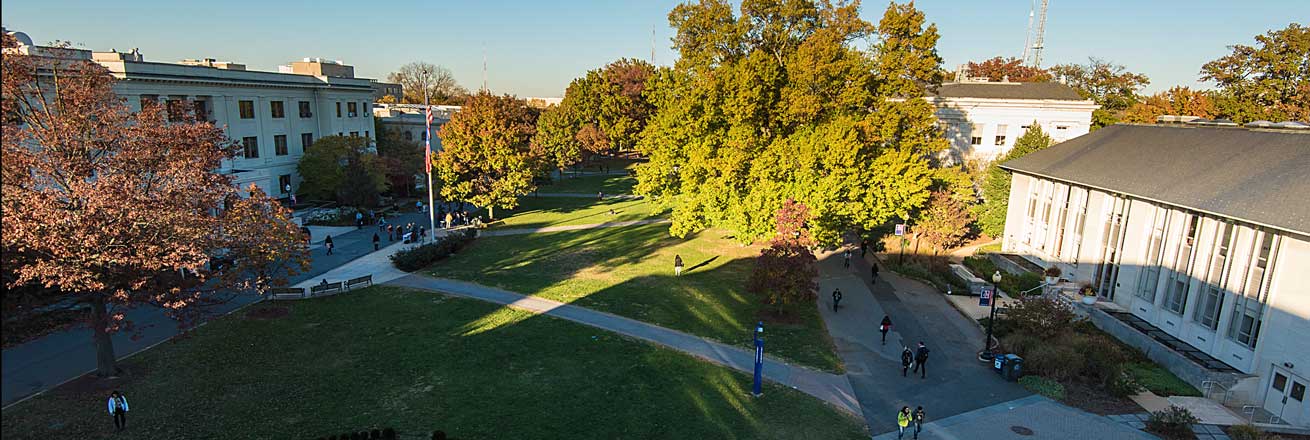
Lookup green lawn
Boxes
[0,287,866,440]
[539,174,637,194]
[490,196,665,230]
[428,223,845,373]
[1125,362,1202,397]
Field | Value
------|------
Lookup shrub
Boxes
[382,428,398,440]
[1068,332,1129,384]
[1146,405,1199,440]
[1106,365,1143,397]
[999,333,1043,357]
[390,230,476,271]
[1025,343,1084,382]
[1019,375,1065,400]
[1228,424,1282,440]
[371,429,382,439]
[1004,297,1077,338]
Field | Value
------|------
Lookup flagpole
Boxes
[424,90,436,239]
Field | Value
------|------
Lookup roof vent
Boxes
[1245,120,1276,128]
[1186,118,1213,126]
[1211,119,1238,126]
[1272,121,1309,130]
[1157,115,1201,124]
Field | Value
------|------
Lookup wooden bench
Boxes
[345,275,373,291]
[310,281,343,297]
[268,287,306,300]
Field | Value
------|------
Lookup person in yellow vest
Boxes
[896,406,912,439]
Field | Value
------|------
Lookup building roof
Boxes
[1000,124,1310,236]
[935,82,1087,101]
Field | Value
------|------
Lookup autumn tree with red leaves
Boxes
[748,199,818,314]
[1,35,309,376]
[966,57,1052,82]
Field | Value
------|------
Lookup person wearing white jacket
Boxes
[107,390,129,431]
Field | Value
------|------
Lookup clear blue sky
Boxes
[2,0,1300,97]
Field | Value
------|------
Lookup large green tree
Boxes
[636,0,947,245]
[1202,23,1310,123]
[296,135,386,207]
[1049,58,1150,128]
[975,125,1052,237]
[531,58,657,173]
[435,92,539,219]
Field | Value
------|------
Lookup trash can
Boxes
[993,355,1007,374]
[1003,354,1023,381]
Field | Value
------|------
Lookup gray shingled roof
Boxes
[1000,124,1310,236]
[935,82,1087,101]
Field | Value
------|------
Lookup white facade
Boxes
[372,104,458,150]
[96,58,377,197]
[1003,172,1310,427]
[931,82,1097,164]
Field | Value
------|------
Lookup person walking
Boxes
[897,406,912,439]
[445,212,453,229]
[871,261,880,281]
[913,342,930,379]
[860,239,868,257]
[418,226,427,243]
[387,224,394,242]
[880,315,893,345]
[324,235,334,255]
[372,233,380,251]
[674,255,684,276]
[597,191,604,200]
[901,346,914,377]
[107,390,129,432]
[913,406,926,439]
[831,288,843,312]
[843,249,851,268]
[355,211,364,229]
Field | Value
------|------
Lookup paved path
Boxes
[386,274,862,415]
[480,219,670,236]
[0,210,433,407]
[872,395,1158,440]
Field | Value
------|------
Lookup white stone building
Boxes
[1000,122,1310,427]
[932,80,1098,164]
[372,103,459,149]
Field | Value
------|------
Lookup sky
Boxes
[2,0,1302,97]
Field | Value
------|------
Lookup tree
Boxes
[912,190,972,255]
[376,94,399,104]
[530,58,658,171]
[1122,86,1217,123]
[974,124,1052,237]
[748,199,817,313]
[375,120,422,197]
[636,0,946,246]
[531,104,585,174]
[2,37,308,376]
[296,135,387,207]
[387,61,468,105]
[966,56,1052,82]
[1049,58,1150,128]
[435,92,540,219]
[1202,23,1310,123]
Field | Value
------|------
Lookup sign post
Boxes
[752,321,764,397]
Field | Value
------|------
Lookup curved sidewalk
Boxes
[386,274,861,416]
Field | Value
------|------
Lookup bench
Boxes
[268,287,306,300]
[310,281,343,296]
[948,264,987,296]
[345,275,373,290]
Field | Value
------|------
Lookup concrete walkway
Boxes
[386,274,862,416]
[480,219,670,236]
[872,395,1159,440]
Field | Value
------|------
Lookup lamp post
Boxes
[981,271,1002,360]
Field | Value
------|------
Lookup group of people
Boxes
[382,222,425,244]
[896,405,927,439]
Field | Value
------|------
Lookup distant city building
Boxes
[4,31,377,198]
[931,79,1098,164]
[523,96,563,109]
[1001,121,1310,427]
[371,80,403,102]
[372,103,459,149]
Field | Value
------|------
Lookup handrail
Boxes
[1203,380,1234,405]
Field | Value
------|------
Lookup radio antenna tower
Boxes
[1024,0,1049,67]
[650,25,656,65]
[481,43,488,92]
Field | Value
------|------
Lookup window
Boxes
[270,101,285,118]
[1052,186,1071,258]
[350,131,359,137]
[298,101,313,118]
[404,131,413,141]
[193,100,210,122]
[336,102,342,118]
[1024,182,1040,244]
[279,175,292,194]
[1135,206,1170,303]
[242,136,259,159]
[347,102,358,118]
[365,130,369,140]
[1274,373,1288,392]
[1293,382,1306,402]
[1070,189,1088,264]
[239,100,255,119]
[301,133,314,150]
[1194,222,1235,329]
[995,124,1008,146]
[970,123,984,146]
[1094,195,1129,300]
[1228,231,1279,348]
[139,94,159,109]
[274,135,288,156]
[1037,181,1054,249]
[1164,215,1201,315]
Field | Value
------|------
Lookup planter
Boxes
[1081,296,1097,305]
[1045,276,1059,285]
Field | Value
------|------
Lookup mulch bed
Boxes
[244,306,290,320]
[1060,380,1143,415]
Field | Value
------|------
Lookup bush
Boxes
[1068,332,1129,384]
[1019,375,1066,400]
[371,429,382,439]
[1146,405,1199,439]
[1228,424,1282,440]
[1025,343,1085,382]
[382,428,397,439]
[390,230,476,272]
[1106,365,1143,397]
[999,333,1043,357]
[1004,297,1077,338]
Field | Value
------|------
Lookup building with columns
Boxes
[932,80,1098,164]
[1000,121,1310,427]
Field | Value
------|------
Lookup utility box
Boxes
[1002,354,1023,381]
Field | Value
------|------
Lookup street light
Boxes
[981,270,1002,361]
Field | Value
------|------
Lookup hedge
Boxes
[390,229,477,272]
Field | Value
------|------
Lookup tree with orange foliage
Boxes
[1122,86,1217,123]
[748,199,818,314]
[1,35,309,376]
[966,57,1052,82]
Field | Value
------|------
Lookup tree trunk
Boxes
[488,206,495,220]
[90,292,119,377]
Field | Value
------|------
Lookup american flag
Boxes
[424,106,433,174]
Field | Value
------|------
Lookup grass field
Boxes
[489,196,665,230]
[428,223,844,373]
[0,287,866,440]
[539,174,638,195]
